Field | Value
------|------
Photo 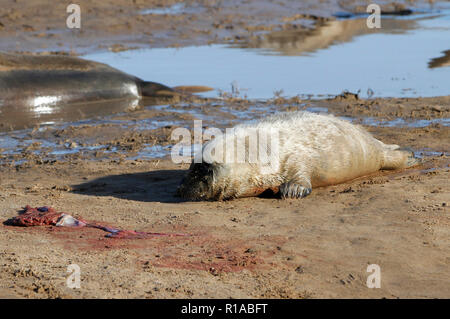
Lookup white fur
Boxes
[189,111,413,199]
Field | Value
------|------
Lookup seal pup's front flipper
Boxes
[279,182,312,199]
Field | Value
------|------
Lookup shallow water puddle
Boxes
[86,10,450,99]
[0,101,447,165]
[140,3,201,15]
[141,3,185,15]
[1,11,450,163]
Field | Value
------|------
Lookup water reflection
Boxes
[0,97,141,131]
[87,10,450,100]
[429,49,450,68]
[140,3,186,15]
[235,18,418,56]
[0,51,170,131]
[1,10,450,130]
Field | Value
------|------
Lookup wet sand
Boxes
[0,94,449,299]
[0,0,449,299]
[0,0,447,54]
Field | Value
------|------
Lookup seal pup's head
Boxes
[176,126,282,200]
[177,155,252,200]
[177,162,218,200]
[177,159,264,200]
[177,132,234,200]
[177,159,280,200]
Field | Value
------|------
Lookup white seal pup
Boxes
[177,111,419,200]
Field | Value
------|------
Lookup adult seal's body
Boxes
[178,112,420,200]
[0,52,210,108]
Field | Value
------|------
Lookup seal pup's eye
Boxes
[193,162,214,176]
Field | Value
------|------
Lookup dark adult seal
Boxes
[0,52,211,130]
[0,52,211,107]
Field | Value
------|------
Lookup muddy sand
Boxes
[0,0,449,299]
[1,0,448,54]
[0,94,448,299]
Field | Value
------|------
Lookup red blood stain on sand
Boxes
[4,206,288,273]
[7,205,186,239]
[141,231,274,273]
[48,226,287,273]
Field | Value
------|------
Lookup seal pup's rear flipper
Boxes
[382,146,422,169]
